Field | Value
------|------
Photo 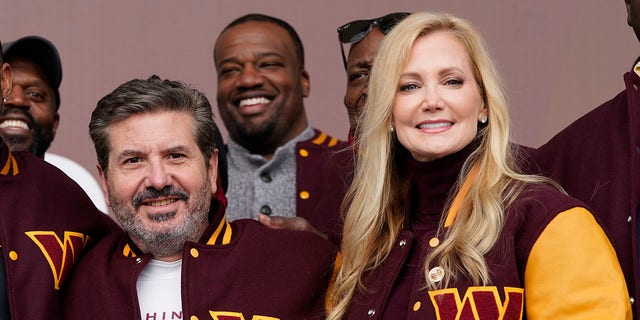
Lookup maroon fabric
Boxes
[295,129,353,243]
[345,144,587,319]
[0,140,118,319]
[533,70,640,316]
[62,202,337,319]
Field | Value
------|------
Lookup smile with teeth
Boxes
[0,120,29,130]
[145,199,178,207]
[417,122,452,129]
[238,97,271,107]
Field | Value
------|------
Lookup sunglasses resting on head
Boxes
[337,12,410,69]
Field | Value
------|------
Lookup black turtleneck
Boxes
[382,140,478,318]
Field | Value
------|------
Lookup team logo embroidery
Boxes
[429,286,524,320]
[25,231,91,290]
[209,311,279,320]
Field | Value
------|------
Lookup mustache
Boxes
[0,106,36,125]
[131,186,189,208]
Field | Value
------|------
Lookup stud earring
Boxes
[479,114,488,124]
[2,97,7,103]
[389,124,395,132]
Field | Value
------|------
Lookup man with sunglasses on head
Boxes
[257,13,410,241]
[338,12,409,143]
[214,13,351,239]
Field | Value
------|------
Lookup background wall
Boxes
[1,1,637,181]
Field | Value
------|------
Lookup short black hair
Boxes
[221,13,305,67]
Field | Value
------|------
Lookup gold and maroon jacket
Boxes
[346,186,630,319]
[0,140,118,319]
[533,70,640,316]
[62,200,337,319]
[344,144,630,319]
[294,129,353,241]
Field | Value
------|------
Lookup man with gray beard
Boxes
[62,75,336,319]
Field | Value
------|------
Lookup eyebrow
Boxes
[400,67,465,79]
[349,60,373,70]
[115,145,191,158]
[399,71,421,79]
[217,51,283,67]
[166,145,191,154]
[115,149,144,162]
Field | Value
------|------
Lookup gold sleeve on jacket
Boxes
[525,207,631,319]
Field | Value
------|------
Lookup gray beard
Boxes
[108,181,211,258]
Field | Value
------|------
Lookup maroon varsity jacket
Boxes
[533,70,640,317]
[343,144,629,319]
[0,140,118,319]
[62,199,337,319]
[294,129,353,240]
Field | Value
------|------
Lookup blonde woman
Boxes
[327,12,631,319]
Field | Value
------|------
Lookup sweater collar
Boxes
[403,140,479,228]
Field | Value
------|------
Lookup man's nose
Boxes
[236,65,264,89]
[145,161,172,190]
[4,86,29,109]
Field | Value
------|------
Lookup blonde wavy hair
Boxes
[327,12,551,319]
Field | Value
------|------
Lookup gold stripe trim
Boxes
[207,216,227,245]
[221,222,232,244]
[1,153,13,175]
[10,155,18,175]
[312,132,327,145]
[444,164,479,227]
[122,244,136,258]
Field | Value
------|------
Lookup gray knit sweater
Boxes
[224,126,315,221]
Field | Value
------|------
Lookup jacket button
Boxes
[413,301,421,311]
[260,173,272,183]
[8,251,17,261]
[260,205,272,215]
[367,309,376,317]
[190,316,199,320]
[399,239,406,247]
[135,257,143,264]
[190,248,199,258]
[628,216,632,223]
[299,190,310,200]
[299,149,309,157]
[631,297,635,304]
[429,237,440,247]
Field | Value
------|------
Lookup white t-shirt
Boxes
[136,259,183,320]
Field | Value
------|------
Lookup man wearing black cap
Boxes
[0,36,61,158]
[0,39,117,319]
[0,35,108,212]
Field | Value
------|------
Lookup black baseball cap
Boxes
[2,35,62,109]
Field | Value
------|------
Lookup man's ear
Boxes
[300,69,310,98]
[97,164,110,208]
[51,113,60,141]
[1,63,12,100]
[208,149,219,194]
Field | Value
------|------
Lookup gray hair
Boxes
[89,75,227,190]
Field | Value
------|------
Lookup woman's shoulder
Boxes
[511,183,587,216]
[504,183,591,240]
[504,183,596,256]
